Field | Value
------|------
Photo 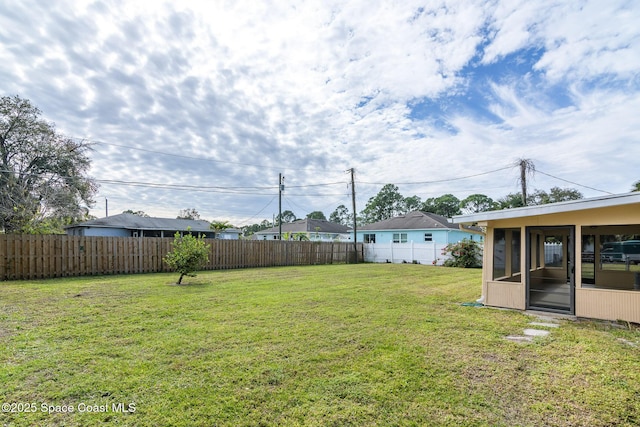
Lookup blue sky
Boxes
[1,0,639,225]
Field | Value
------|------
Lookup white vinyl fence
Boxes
[364,242,450,265]
[544,242,564,265]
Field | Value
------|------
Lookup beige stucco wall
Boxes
[480,203,640,323]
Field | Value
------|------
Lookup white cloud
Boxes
[1,0,639,224]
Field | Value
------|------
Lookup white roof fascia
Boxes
[452,192,640,224]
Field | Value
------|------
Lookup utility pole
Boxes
[278,173,284,240]
[348,168,358,263]
[105,198,108,217]
[517,158,535,206]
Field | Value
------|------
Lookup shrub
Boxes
[442,239,482,268]
[164,231,211,284]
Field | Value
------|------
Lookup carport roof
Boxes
[452,192,640,224]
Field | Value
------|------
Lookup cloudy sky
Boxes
[2,0,639,225]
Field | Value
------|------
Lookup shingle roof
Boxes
[359,211,457,231]
[257,218,351,234]
[67,213,213,233]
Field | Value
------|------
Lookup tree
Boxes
[422,194,461,218]
[497,186,582,208]
[177,208,200,220]
[0,95,97,233]
[329,204,351,226]
[496,192,525,209]
[306,211,327,220]
[277,210,296,224]
[241,219,272,237]
[632,180,640,192]
[441,239,482,268]
[163,230,211,285]
[403,195,422,212]
[122,209,149,217]
[529,187,582,205]
[460,194,497,214]
[210,220,232,237]
[361,184,405,223]
[260,219,271,228]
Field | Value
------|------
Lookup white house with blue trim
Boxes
[254,218,351,242]
[357,211,483,264]
[357,211,482,244]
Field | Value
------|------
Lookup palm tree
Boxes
[210,220,232,238]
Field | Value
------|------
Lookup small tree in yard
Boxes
[164,231,211,284]
[442,239,482,268]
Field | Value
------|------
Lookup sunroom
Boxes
[452,192,640,324]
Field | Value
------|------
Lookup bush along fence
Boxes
[0,235,363,281]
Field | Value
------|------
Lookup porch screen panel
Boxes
[581,233,595,284]
[581,225,639,290]
[493,228,521,281]
[511,230,521,275]
[493,229,506,279]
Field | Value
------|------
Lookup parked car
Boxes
[601,240,640,264]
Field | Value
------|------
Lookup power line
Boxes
[0,168,347,195]
[235,196,278,227]
[98,179,345,192]
[79,137,335,173]
[536,170,614,195]
[357,165,513,186]
[90,179,273,195]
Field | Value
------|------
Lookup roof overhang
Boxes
[452,192,640,225]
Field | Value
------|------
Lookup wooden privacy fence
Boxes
[0,235,362,281]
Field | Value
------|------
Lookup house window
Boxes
[364,233,376,243]
[393,233,407,243]
[424,233,433,242]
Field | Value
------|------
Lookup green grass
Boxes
[1,264,639,426]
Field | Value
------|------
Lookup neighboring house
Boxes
[356,211,483,244]
[65,213,239,239]
[452,192,640,324]
[215,228,242,240]
[254,218,351,241]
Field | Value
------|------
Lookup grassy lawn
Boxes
[1,264,639,426]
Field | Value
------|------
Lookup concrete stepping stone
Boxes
[617,338,638,347]
[505,312,564,343]
[523,328,550,337]
[505,335,533,343]
[529,322,559,328]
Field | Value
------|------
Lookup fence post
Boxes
[411,241,414,263]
